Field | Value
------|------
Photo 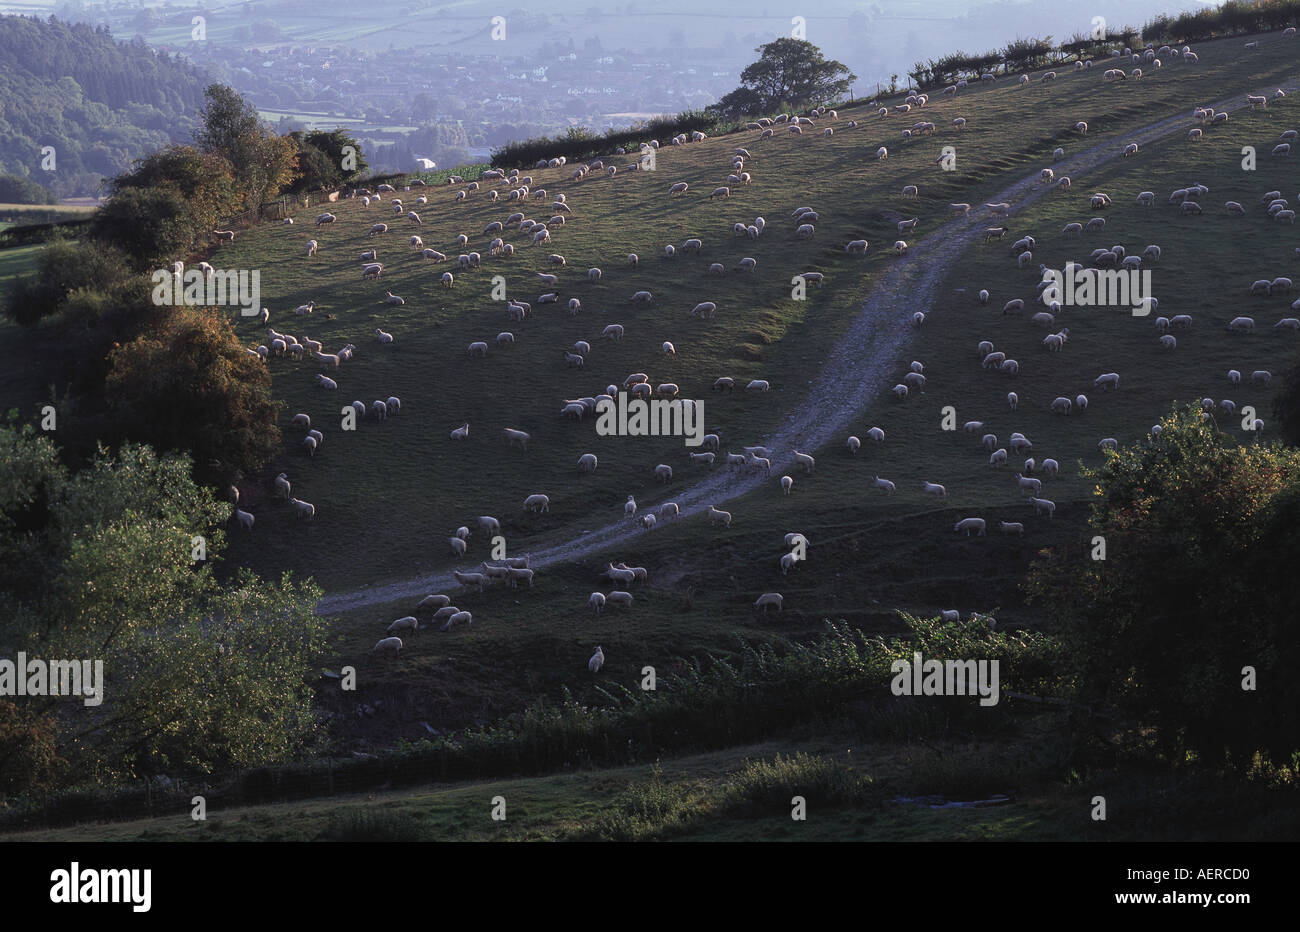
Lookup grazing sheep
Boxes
[954,517,987,537]
[754,592,783,613]
[847,435,861,454]
[1029,497,1057,518]
[373,636,403,655]
[708,505,732,527]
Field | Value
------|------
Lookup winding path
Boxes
[317,79,1296,616]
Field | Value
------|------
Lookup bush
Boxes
[491,111,729,169]
[103,306,281,484]
[717,752,877,816]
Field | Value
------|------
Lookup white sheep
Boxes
[373,636,403,655]
[708,505,732,527]
[954,517,987,537]
[922,481,947,498]
[753,592,783,613]
[1028,497,1056,518]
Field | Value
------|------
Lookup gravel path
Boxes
[317,80,1295,616]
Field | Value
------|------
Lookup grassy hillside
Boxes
[6,28,1300,839]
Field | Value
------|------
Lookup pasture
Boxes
[4,28,1300,839]
[176,30,1300,748]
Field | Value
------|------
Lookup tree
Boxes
[2,239,140,326]
[289,128,368,193]
[194,84,296,209]
[709,39,856,119]
[89,185,201,270]
[0,173,57,204]
[103,306,281,485]
[0,424,325,783]
[106,144,241,234]
[1025,404,1300,766]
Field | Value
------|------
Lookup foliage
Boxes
[103,306,281,485]
[710,39,856,119]
[195,85,297,212]
[716,752,877,816]
[88,186,203,271]
[105,145,241,237]
[1,239,141,326]
[0,16,206,197]
[288,129,368,194]
[0,425,325,785]
[491,110,727,169]
[1025,404,1300,765]
[0,173,56,205]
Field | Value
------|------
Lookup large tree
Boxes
[1025,404,1300,766]
[103,306,281,485]
[106,144,242,234]
[0,424,325,786]
[194,84,297,210]
[710,39,856,119]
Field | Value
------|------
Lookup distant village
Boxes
[169,38,745,173]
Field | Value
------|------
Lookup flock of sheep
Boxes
[211,27,1299,670]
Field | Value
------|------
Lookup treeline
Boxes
[0,16,210,198]
[909,0,1300,90]
[3,84,369,488]
[0,85,373,795]
[490,110,733,170]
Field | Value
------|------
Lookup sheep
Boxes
[601,324,626,342]
[790,451,815,474]
[779,475,794,497]
[747,379,770,391]
[753,592,783,613]
[1098,438,1119,452]
[653,463,673,484]
[1094,372,1120,390]
[232,507,255,532]
[1029,497,1057,518]
[1251,369,1272,384]
[373,636,403,655]
[876,146,888,160]
[954,517,987,537]
[503,428,530,450]
[1229,316,1256,333]
[713,377,735,392]
[796,223,816,238]
[1041,458,1059,478]
[1274,318,1300,332]
[1160,334,1177,349]
[708,505,732,527]
[1016,472,1043,496]
[387,615,420,636]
